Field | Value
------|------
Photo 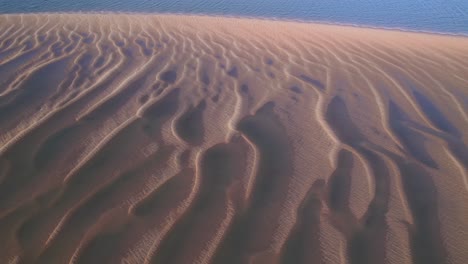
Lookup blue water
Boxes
[0,0,467,35]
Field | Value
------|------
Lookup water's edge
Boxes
[3,11,468,38]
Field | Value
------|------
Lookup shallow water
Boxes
[0,0,467,34]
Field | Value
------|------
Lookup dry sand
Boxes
[0,13,467,264]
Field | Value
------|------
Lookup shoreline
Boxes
[1,11,467,39]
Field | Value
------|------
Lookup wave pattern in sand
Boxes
[0,14,467,264]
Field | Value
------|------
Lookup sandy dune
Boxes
[0,13,467,264]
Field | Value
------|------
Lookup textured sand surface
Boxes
[0,14,467,264]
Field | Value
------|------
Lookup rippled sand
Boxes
[0,14,467,264]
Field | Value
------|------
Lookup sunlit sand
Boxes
[0,13,467,264]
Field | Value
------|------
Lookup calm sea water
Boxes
[0,0,467,34]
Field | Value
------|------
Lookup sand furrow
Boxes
[147,139,247,264]
[174,100,207,145]
[35,146,174,264]
[280,179,325,264]
[396,161,448,264]
[212,102,293,264]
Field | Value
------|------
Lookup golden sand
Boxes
[0,13,467,264]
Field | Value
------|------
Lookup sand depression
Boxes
[0,14,467,264]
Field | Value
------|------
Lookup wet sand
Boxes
[0,13,467,264]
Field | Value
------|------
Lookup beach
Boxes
[0,14,467,264]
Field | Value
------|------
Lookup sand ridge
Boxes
[0,13,467,264]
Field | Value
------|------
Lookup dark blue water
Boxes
[1,0,467,35]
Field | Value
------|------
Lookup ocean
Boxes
[0,0,467,34]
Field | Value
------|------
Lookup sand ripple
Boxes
[0,13,467,264]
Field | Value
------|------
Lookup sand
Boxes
[0,13,467,264]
